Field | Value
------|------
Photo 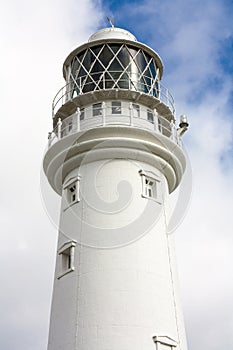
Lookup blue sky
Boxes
[0,0,233,350]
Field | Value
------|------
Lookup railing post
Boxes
[79,77,82,94]
[102,102,106,126]
[157,82,161,100]
[129,102,133,126]
[76,107,80,132]
[103,72,105,90]
[57,118,62,140]
[166,88,169,106]
[170,120,175,141]
[154,109,158,132]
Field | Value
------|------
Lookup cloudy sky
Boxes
[0,0,233,349]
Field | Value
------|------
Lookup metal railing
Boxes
[52,72,175,117]
[48,103,180,148]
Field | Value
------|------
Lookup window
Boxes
[139,170,161,203]
[68,121,72,132]
[132,103,140,118]
[147,109,154,123]
[68,183,77,202]
[93,102,102,116]
[112,101,121,114]
[80,108,85,121]
[57,241,76,279]
[145,178,156,198]
[63,176,81,208]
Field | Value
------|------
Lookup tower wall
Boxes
[48,158,187,350]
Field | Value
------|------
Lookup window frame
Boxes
[132,103,140,118]
[93,102,102,116]
[111,101,122,114]
[80,107,85,121]
[147,109,154,124]
[57,240,77,279]
[63,175,81,209]
[139,170,161,203]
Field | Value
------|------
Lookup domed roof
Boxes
[88,27,137,42]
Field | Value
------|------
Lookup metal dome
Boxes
[88,27,137,42]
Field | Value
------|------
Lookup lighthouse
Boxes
[43,26,189,350]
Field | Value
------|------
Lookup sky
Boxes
[0,0,233,349]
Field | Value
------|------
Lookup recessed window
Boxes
[139,170,161,203]
[63,176,81,208]
[147,110,154,123]
[145,178,156,198]
[68,183,77,203]
[80,108,85,120]
[57,241,76,279]
[93,103,102,116]
[112,101,121,114]
[68,122,72,131]
[132,103,140,118]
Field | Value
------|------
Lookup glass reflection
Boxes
[70,44,159,97]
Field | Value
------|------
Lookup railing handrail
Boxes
[52,72,175,117]
[48,104,181,148]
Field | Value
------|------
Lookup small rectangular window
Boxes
[112,101,121,114]
[139,170,161,203]
[145,178,156,198]
[63,176,81,209]
[93,103,102,116]
[68,183,76,203]
[132,103,140,118]
[147,110,154,123]
[58,241,76,279]
[68,122,72,132]
[80,108,85,120]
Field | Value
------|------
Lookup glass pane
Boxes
[99,45,114,68]
[82,76,95,93]
[91,45,102,55]
[109,44,121,53]
[108,58,123,72]
[71,57,79,73]
[149,61,157,77]
[77,51,84,62]
[90,61,103,73]
[93,103,102,116]
[82,49,94,71]
[80,108,84,120]
[104,72,115,89]
[77,66,86,78]
[134,51,148,73]
[132,103,140,118]
[118,72,130,89]
[112,101,121,114]
[147,110,154,123]
[143,51,152,64]
[127,45,138,59]
[117,46,130,67]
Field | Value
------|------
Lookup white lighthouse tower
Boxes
[44,26,189,350]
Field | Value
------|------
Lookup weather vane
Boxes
[107,16,114,28]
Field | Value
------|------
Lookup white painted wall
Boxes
[47,158,187,350]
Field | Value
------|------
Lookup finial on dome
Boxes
[106,16,114,28]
